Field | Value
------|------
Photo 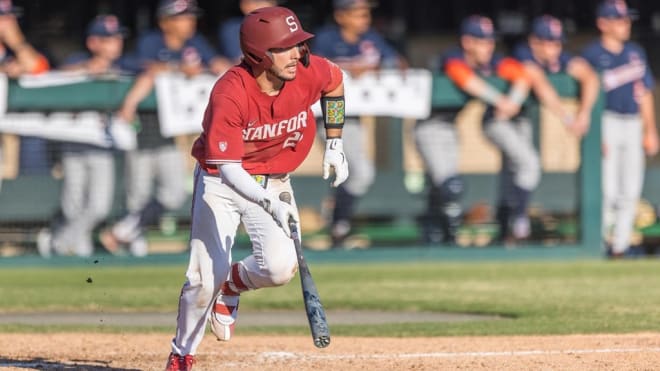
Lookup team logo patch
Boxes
[219,141,228,152]
[324,100,345,125]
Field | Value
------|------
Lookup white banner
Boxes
[154,69,433,137]
[0,69,433,141]
[0,112,136,150]
[312,68,433,119]
[17,70,93,88]
[155,72,218,137]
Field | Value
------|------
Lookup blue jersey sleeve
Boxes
[218,18,243,61]
[636,45,655,89]
[189,34,220,65]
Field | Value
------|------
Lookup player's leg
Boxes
[414,117,462,244]
[49,150,87,256]
[601,112,620,251]
[612,116,644,255]
[83,150,115,254]
[57,150,114,257]
[327,118,375,247]
[484,118,541,241]
[172,166,239,356]
[100,149,154,253]
[210,175,299,341]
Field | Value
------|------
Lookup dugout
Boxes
[0,72,606,256]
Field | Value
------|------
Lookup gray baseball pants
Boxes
[602,111,644,254]
[52,149,115,256]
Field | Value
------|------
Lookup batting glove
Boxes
[261,197,298,238]
[323,138,349,187]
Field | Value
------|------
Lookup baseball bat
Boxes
[279,192,331,348]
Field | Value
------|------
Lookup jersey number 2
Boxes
[283,132,303,149]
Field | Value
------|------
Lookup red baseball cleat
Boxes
[165,353,195,371]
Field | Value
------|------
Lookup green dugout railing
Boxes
[0,75,603,253]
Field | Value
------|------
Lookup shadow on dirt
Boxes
[0,357,140,370]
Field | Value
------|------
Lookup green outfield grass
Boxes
[1,259,660,336]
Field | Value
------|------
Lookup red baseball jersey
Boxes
[192,54,343,175]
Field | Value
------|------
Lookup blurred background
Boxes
[2,0,660,255]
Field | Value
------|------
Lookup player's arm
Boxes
[209,93,297,236]
[0,16,49,77]
[445,58,502,103]
[445,58,522,120]
[566,57,600,136]
[117,71,156,123]
[523,62,572,123]
[497,57,531,119]
[320,61,349,187]
[640,89,659,156]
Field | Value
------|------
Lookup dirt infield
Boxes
[1,333,660,370]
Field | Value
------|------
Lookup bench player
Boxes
[582,0,659,257]
[416,15,534,244]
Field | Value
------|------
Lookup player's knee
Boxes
[264,262,297,287]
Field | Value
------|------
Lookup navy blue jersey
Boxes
[512,42,572,74]
[217,17,243,62]
[135,30,219,72]
[581,41,654,114]
[311,25,399,69]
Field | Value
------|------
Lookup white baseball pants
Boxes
[171,166,299,356]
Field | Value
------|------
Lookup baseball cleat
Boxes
[165,352,195,371]
[181,354,195,371]
[209,293,240,341]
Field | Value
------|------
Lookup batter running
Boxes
[165,6,348,371]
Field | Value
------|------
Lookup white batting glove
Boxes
[323,138,349,187]
[260,197,298,238]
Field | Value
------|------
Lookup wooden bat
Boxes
[280,192,331,348]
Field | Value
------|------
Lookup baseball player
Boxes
[37,15,131,258]
[217,0,277,63]
[165,6,347,370]
[419,15,534,245]
[513,15,599,139]
[99,0,231,257]
[0,0,49,194]
[312,0,407,247]
[581,0,659,257]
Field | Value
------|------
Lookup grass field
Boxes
[2,258,660,337]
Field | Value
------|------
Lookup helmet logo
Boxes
[285,16,299,33]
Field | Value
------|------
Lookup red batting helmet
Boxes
[240,6,314,70]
